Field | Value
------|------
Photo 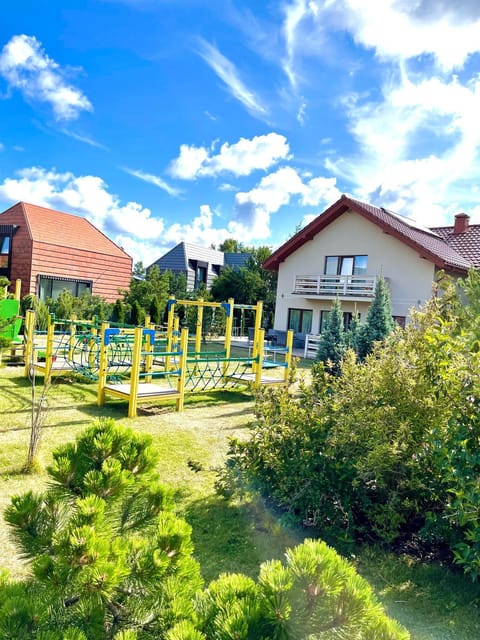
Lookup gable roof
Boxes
[0,202,130,259]
[262,195,474,273]
[149,242,231,272]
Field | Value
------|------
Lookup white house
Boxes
[263,195,480,346]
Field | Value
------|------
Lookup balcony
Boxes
[293,274,380,299]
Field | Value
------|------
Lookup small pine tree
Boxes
[316,297,345,374]
[357,276,394,359]
[149,295,161,325]
[111,298,126,324]
[2,419,203,638]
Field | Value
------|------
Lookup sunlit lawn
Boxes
[0,361,479,639]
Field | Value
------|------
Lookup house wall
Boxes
[1,208,132,302]
[154,243,223,292]
[30,241,132,302]
[274,209,436,333]
[1,207,34,296]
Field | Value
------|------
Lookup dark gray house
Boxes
[148,242,251,291]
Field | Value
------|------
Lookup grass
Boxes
[0,361,479,638]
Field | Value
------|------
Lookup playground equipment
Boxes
[0,279,22,353]
[97,319,294,417]
[98,325,189,417]
[23,295,294,416]
[25,313,99,384]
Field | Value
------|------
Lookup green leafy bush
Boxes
[222,275,480,578]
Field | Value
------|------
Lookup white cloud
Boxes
[0,167,164,263]
[0,35,93,120]
[327,72,480,226]
[0,166,233,264]
[61,129,109,150]
[231,166,341,239]
[197,39,268,119]
[123,168,182,197]
[169,132,290,180]
[282,0,480,75]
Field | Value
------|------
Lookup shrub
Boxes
[1,418,202,638]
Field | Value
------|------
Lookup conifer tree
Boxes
[316,297,345,374]
[344,309,361,352]
[111,298,126,324]
[149,295,161,325]
[357,275,394,359]
[130,300,144,326]
[1,419,202,639]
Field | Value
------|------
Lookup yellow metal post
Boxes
[223,298,234,377]
[176,327,189,411]
[251,300,263,374]
[144,326,154,383]
[255,328,265,386]
[284,330,294,383]
[195,299,203,355]
[44,315,55,386]
[128,326,143,418]
[96,322,110,406]
[23,309,35,377]
[69,317,76,362]
[15,279,21,301]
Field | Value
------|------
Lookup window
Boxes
[320,310,358,333]
[324,255,368,275]
[196,265,207,289]
[38,276,92,300]
[393,315,406,328]
[0,235,11,276]
[288,308,312,334]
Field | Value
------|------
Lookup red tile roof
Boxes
[430,224,480,268]
[263,195,475,273]
[7,202,130,258]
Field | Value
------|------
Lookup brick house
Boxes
[0,202,133,302]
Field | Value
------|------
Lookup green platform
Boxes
[0,299,22,344]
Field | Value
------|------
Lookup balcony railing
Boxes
[293,274,379,298]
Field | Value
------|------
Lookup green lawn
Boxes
[0,362,479,638]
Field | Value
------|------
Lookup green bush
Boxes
[222,278,480,577]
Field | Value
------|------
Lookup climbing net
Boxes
[183,353,255,392]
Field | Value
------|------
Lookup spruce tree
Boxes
[316,297,345,374]
[357,275,394,359]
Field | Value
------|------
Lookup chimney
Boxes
[454,212,469,234]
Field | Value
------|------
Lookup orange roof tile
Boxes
[17,202,130,258]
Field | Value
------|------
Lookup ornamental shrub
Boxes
[222,284,480,570]
[1,418,202,638]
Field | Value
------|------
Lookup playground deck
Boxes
[103,383,181,399]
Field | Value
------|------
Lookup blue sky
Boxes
[1,0,480,265]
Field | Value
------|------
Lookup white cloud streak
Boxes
[197,39,268,119]
[123,168,182,197]
[0,34,93,120]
